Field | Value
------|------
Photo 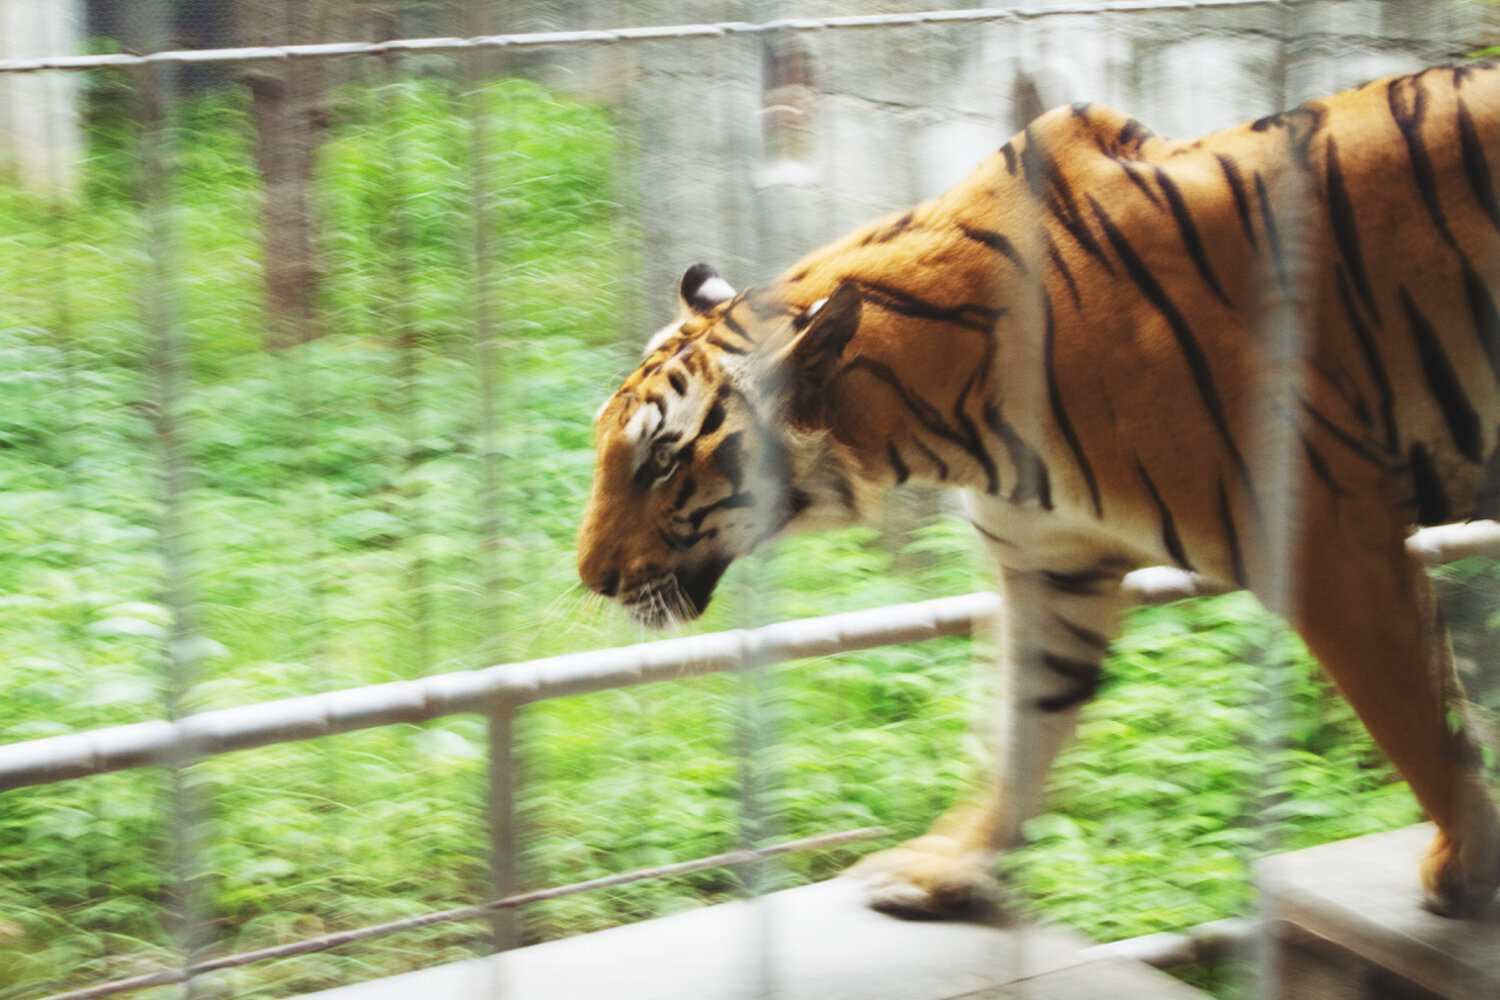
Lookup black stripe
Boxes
[839,357,998,493]
[853,279,1000,332]
[969,519,1016,548]
[1254,172,1296,302]
[860,211,915,247]
[720,309,754,343]
[982,401,1052,510]
[1462,258,1500,386]
[1118,117,1154,150]
[886,442,910,485]
[1216,479,1248,589]
[1401,285,1483,463]
[1089,195,1252,488]
[958,223,1028,272]
[912,437,950,481]
[1154,166,1230,307]
[1041,560,1129,596]
[672,473,698,511]
[1036,685,1099,713]
[699,398,726,437]
[1334,266,1399,454]
[1323,358,1373,432]
[714,430,746,490]
[1054,615,1110,652]
[1295,393,1392,468]
[1136,459,1194,570]
[1457,97,1500,238]
[1299,432,1345,497]
[1408,442,1450,525]
[1042,652,1100,683]
[1041,296,1101,516]
[787,486,815,519]
[1477,444,1500,519]
[1119,162,1164,208]
[707,335,748,355]
[1215,153,1258,249]
[1036,654,1102,713]
[684,491,754,531]
[1046,237,1082,308]
[1324,138,1380,324]
[657,525,688,552]
[667,371,687,395]
[1022,127,1115,274]
[1001,141,1018,175]
[1387,75,1458,249]
[951,370,1001,495]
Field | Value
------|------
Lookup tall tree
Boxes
[237,0,331,349]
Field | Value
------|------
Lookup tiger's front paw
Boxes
[844,835,1001,918]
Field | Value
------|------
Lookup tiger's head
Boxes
[578,263,871,627]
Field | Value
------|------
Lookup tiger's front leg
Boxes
[848,554,1132,917]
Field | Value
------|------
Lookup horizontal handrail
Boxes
[0,1,1279,74]
[4,519,1496,793]
[0,591,998,791]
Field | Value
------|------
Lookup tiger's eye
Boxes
[650,444,675,474]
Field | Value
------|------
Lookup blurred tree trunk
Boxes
[238,1,330,349]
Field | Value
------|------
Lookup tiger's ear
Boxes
[679,263,737,314]
[765,281,862,425]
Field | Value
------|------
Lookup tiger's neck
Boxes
[768,152,1051,507]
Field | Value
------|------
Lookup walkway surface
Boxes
[297,876,1208,1000]
[1260,823,1500,1000]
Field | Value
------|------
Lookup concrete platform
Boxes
[297,877,1209,1000]
[1259,824,1500,1000]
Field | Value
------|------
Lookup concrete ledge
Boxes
[297,877,1208,1000]
[1260,824,1500,1000]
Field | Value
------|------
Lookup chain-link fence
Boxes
[3,3,1500,999]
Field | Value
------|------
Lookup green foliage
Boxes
[0,68,1468,1000]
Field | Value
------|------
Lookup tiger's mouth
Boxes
[624,559,732,628]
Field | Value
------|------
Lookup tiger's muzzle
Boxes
[617,559,732,628]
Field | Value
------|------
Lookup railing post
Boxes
[488,696,520,952]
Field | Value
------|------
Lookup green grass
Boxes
[0,70,1480,1000]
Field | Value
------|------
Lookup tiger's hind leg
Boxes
[1289,517,1500,917]
[847,555,1131,917]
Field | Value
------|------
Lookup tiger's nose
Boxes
[587,569,621,597]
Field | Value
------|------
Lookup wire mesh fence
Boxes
[3,2,1500,999]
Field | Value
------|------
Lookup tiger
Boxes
[578,62,1500,919]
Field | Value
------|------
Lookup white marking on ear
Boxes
[796,298,828,328]
[593,397,611,425]
[696,276,737,305]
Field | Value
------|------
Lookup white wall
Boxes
[625,0,1500,320]
[0,0,83,193]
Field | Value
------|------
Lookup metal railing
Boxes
[7,520,1500,999]
[0,1,1282,75]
